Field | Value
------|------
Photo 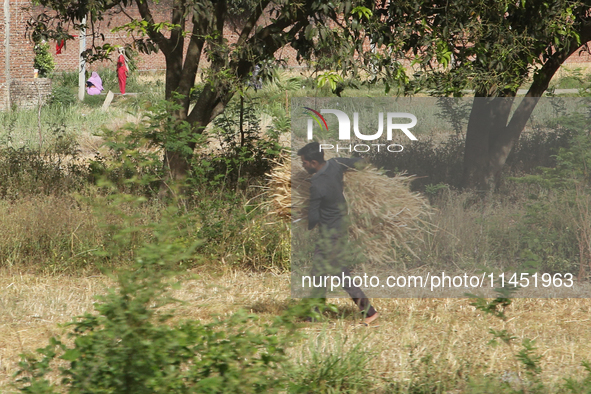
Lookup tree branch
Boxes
[216,0,226,43]
[487,22,591,180]
[118,4,136,21]
[134,0,171,54]
[187,82,221,126]
[178,14,207,115]
[169,0,186,53]
[235,0,272,48]
[506,22,591,135]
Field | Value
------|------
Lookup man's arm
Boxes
[308,183,322,230]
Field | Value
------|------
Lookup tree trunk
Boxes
[160,55,191,186]
[462,96,514,190]
[162,150,190,186]
[461,30,591,190]
[160,82,231,186]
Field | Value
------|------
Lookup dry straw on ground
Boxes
[2,271,591,392]
[266,153,432,263]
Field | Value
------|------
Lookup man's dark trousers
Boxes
[310,229,377,317]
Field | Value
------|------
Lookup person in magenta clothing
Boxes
[117,48,129,94]
[86,72,104,96]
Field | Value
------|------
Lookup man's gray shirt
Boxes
[308,157,362,232]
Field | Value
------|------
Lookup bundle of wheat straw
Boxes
[265,158,292,220]
[343,166,432,261]
[266,154,432,263]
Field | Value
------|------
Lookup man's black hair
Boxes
[297,142,325,163]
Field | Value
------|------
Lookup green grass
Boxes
[0,102,112,149]
[0,70,165,151]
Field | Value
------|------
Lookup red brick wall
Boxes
[1,0,39,108]
[0,0,303,108]
[10,1,36,78]
[51,3,162,71]
[46,1,299,72]
[0,1,5,108]
[40,2,166,72]
[29,1,591,73]
[564,48,591,64]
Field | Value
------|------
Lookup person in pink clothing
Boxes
[117,47,129,94]
[86,72,104,96]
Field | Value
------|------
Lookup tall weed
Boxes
[288,330,374,393]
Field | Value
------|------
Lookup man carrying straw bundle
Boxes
[297,142,379,326]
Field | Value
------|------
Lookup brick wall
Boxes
[565,49,591,64]
[10,78,52,109]
[41,1,591,71]
[1,1,8,108]
[49,1,170,72]
[0,83,5,109]
[1,0,41,109]
[10,1,35,77]
[0,2,5,90]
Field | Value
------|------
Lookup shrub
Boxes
[0,195,102,272]
[193,96,283,190]
[33,42,55,78]
[0,142,86,199]
[53,71,79,88]
[511,113,591,276]
[48,85,77,108]
[192,192,290,271]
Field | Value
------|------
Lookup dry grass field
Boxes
[2,269,591,392]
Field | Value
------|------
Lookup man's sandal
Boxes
[360,312,380,327]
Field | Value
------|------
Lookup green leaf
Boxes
[60,349,81,362]
[351,6,372,20]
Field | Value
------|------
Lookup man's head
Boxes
[297,142,325,174]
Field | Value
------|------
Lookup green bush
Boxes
[0,138,86,199]
[564,361,591,393]
[48,85,77,108]
[53,71,79,88]
[16,308,295,393]
[191,192,290,271]
[33,42,55,78]
[511,113,591,275]
[193,96,283,190]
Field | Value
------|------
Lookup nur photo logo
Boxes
[304,107,418,153]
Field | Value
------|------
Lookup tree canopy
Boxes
[29,0,591,189]
[30,0,368,179]
[366,0,591,188]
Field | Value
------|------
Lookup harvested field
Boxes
[1,270,591,392]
